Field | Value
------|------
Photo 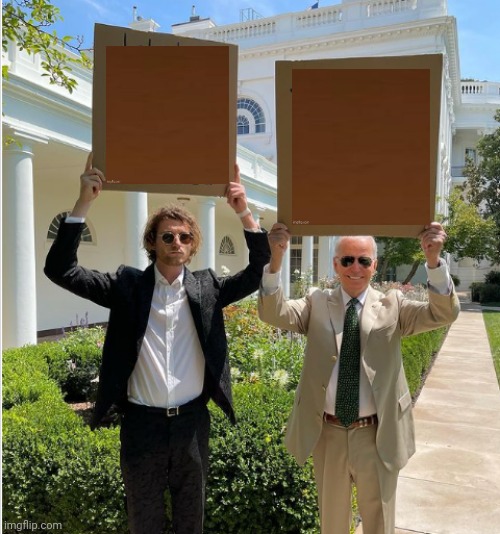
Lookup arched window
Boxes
[237,115,250,135]
[219,235,235,255]
[237,98,266,134]
[47,211,93,243]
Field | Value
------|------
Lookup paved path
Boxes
[357,301,500,534]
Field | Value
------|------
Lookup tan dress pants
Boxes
[312,420,399,534]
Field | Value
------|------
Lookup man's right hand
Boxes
[70,152,106,218]
[268,223,290,273]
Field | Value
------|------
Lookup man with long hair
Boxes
[45,153,270,534]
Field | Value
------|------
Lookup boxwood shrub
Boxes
[470,282,500,304]
[2,397,127,534]
[46,327,104,401]
[2,345,61,409]
[3,299,449,534]
[205,383,320,533]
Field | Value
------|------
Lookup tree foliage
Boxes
[462,109,500,263]
[376,237,424,284]
[442,188,497,263]
[2,0,91,93]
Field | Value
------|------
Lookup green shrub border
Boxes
[2,300,448,533]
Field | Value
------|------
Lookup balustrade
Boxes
[207,21,276,42]
[460,81,500,97]
[366,0,416,17]
[296,8,343,28]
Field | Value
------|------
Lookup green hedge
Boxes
[2,384,318,533]
[45,327,104,401]
[2,398,126,534]
[401,328,446,395]
[2,300,448,533]
[2,345,61,409]
[470,283,500,304]
[205,384,319,533]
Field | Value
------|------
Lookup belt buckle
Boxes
[358,417,369,428]
[166,406,180,417]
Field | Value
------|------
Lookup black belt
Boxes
[126,396,206,418]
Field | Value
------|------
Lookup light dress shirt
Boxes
[127,265,205,409]
[261,261,451,418]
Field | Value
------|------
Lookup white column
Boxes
[2,143,38,347]
[318,236,332,282]
[301,236,314,279]
[124,192,148,269]
[199,197,216,270]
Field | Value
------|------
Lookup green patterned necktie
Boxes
[335,298,361,427]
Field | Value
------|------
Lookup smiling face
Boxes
[333,236,378,298]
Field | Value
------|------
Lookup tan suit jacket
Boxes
[258,284,460,471]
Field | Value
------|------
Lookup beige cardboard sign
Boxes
[276,54,443,236]
[93,23,238,195]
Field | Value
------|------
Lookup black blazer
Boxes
[44,221,270,429]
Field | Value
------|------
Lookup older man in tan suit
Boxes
[258,223,460,534]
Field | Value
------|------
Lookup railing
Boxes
[207,20,276,42]
[177,0,445,44]
[296,7,343,28]
[461,81,500,96]
[366,0,417,17]
[462,83,484,95]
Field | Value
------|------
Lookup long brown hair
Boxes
[143,204,202,264]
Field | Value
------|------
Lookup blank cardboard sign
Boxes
[93,24,237,195]
[276,55,443,237]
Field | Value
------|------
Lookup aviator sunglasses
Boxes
[159,231,194,245]
[338,256,374,268]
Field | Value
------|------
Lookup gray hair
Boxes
[333,236,378,259]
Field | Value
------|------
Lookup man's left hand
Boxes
[420,222,446,268]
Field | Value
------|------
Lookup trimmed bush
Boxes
[2,397,127,534]
[206,383,319,533]
[485,270,500,285]
[470,282,500,304]
[49,327,104,401]
[401,328,446,396]
[2,345,61,409]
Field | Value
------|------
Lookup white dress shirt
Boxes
[127,265,205,408]
[261,261,452,417]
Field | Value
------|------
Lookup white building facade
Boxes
[2,0,499,348]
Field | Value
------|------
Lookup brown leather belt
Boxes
[323,413,378,429]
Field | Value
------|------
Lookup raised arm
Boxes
[70,152,106,218]
[225,163,260,231]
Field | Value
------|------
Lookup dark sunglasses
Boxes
[338,256,374,268]
[159,232,194,245]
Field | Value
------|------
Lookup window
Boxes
[465,148,477,164]
[237,98,266,134]
[290,236,319,283]
[47,211,93,243]
[219,235,235,255]
[237,115,250,135]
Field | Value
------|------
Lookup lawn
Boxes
[483,309,500,386]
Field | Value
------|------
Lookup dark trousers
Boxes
[120,401,211,534]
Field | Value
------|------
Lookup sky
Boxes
[51,0,500,81]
